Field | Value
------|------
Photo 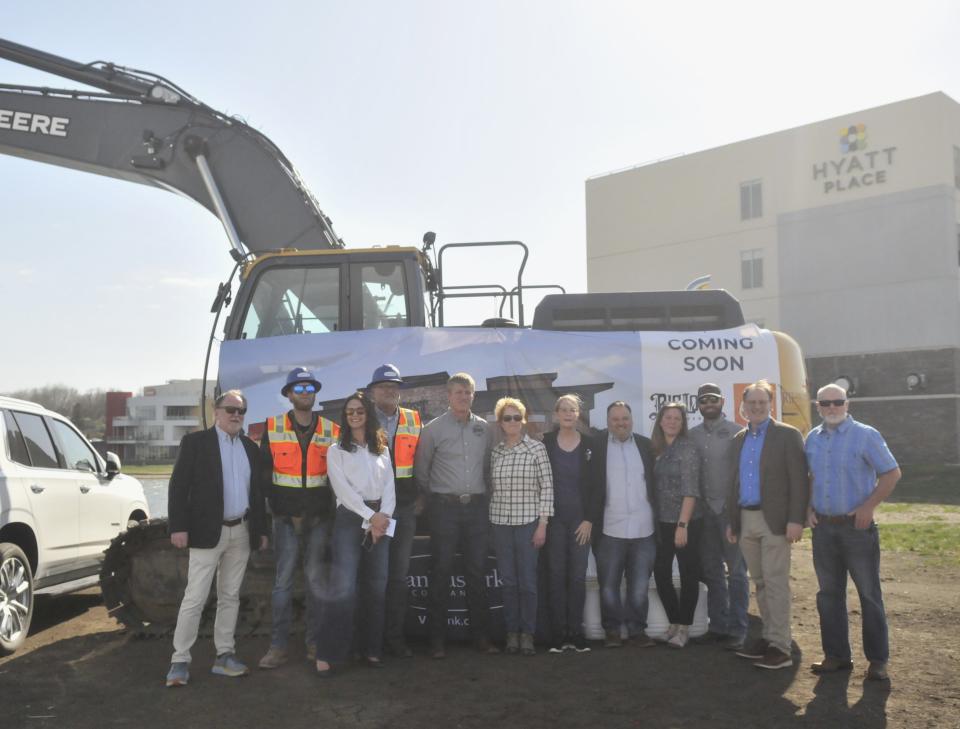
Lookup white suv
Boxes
[0,395,150,654]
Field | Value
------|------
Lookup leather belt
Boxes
[223,511,249,527]
[432,493,482,505]
[816,513,855,525]
[741,504,762,511]
[364,499,382,511]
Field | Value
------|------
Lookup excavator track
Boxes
[100,518,304,638]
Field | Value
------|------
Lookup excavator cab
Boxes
[224,247,428,340]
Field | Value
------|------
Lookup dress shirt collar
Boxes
[748,417,770,436]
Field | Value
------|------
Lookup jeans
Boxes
[491,521,540,634]
[699,508,749,639]
[269,516,330,650]
[546,518,590,637]
[594,533,656,635]
[812,520,889,663]
[654,520,703,626]
[318,506,390,663]
[384,501,417,645]
[427,495,492,642]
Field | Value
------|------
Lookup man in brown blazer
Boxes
[726,380,808,670]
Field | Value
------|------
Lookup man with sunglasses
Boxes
[688,383,748,650]
[166,390,267,687]
[804,384,900,682]
[366,364,422,659]
[257,367,340,670]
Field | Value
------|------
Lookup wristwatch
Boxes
[677,521,688,529]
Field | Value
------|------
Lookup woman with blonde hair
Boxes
[489,397,554,656]
[542,394,598,653]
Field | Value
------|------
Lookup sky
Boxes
[2,1,959,393]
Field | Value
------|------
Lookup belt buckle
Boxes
[458,493,472,505]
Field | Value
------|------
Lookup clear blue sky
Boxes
[2,1,958,392]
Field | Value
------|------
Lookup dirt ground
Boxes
[1,542,957,729]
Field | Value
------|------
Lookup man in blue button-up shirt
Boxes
[805,384,900,682]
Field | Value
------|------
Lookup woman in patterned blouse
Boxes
[651,402,703,649]
[489,397,554,656]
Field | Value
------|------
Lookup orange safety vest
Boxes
[266,413,340,489]
[393,407,421,479]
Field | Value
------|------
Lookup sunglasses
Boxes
[697,395,721,404]
[291,383,317,394]
[500,414,523,423]
[818,399,847,408]
[345,408,366,416]
[220,406,247,415]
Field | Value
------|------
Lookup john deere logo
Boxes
[840,124,867,153]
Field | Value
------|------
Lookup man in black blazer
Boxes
[165,390,266,687]
[588,401,658,648]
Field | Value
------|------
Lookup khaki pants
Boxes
[739,509,792,654]
[171,523,251,663]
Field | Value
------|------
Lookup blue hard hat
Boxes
[282,366,322,395]
[368,363,403,388]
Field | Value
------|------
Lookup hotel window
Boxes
[740,180,763,220]
[954,146,960,189]
[741,249,764,289]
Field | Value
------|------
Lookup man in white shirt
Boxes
[588,401,657,648]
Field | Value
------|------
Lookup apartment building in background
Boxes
[586,92,960,462]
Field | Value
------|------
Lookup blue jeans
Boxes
[546,518,590,637]
[491,521,540,634]
[270,516,331,650]
[699,508,749,639]
[427,495,492,642]
[812,520,889,663]
[595,533,656,635]
[384,501,417,644]
[318,506,390,663]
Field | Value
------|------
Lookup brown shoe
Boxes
[735,638,769,660]
[811,656,853,674]
[430,640,446,659]
[630,633,657,648]
[257,646,288,669]
[754,646,793,670]
[604,630,623,648]
[474,637,501,654]
[866,661,889,681]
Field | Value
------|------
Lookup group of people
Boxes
[164,367,900,688]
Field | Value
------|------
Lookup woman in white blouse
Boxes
[315,391,396,676]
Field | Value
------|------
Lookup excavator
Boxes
[0,38,810,639]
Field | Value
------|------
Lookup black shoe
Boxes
[571,634,591,653]
[548,637,565,654]
[386,638,413,658]
[736,638,769,660]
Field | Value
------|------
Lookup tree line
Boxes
[3,385,108,439]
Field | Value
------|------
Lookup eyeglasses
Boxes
[501,414,523,423]
[220,406,247,415]
[345,408,366,416]
[818,399,847,408]
[697,395,721,404]
[291,383,317,394]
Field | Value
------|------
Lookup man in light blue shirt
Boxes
[805,384,900,682]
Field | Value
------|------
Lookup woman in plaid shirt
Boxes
[489,397,554,656]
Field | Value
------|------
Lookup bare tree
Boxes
[2,385,108,439]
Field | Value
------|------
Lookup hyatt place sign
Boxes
[812,124,896,194]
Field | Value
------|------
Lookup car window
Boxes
[3,410,31,466]
[49,418,100,473]
[11,411,60,469]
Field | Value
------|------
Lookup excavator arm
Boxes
[0,37,343,257]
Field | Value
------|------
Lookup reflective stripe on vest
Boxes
[393,407,421,479]
[267,413,340,488]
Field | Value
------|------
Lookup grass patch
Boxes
[887,465,960,506]
[879,523,960,566]
[122,464,174,476]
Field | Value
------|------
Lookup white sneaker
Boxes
[667,625,689,649]
[660,623,679,642]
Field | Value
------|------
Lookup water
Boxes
[141,478,168,518]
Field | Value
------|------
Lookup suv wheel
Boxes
[0,543,34,654]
